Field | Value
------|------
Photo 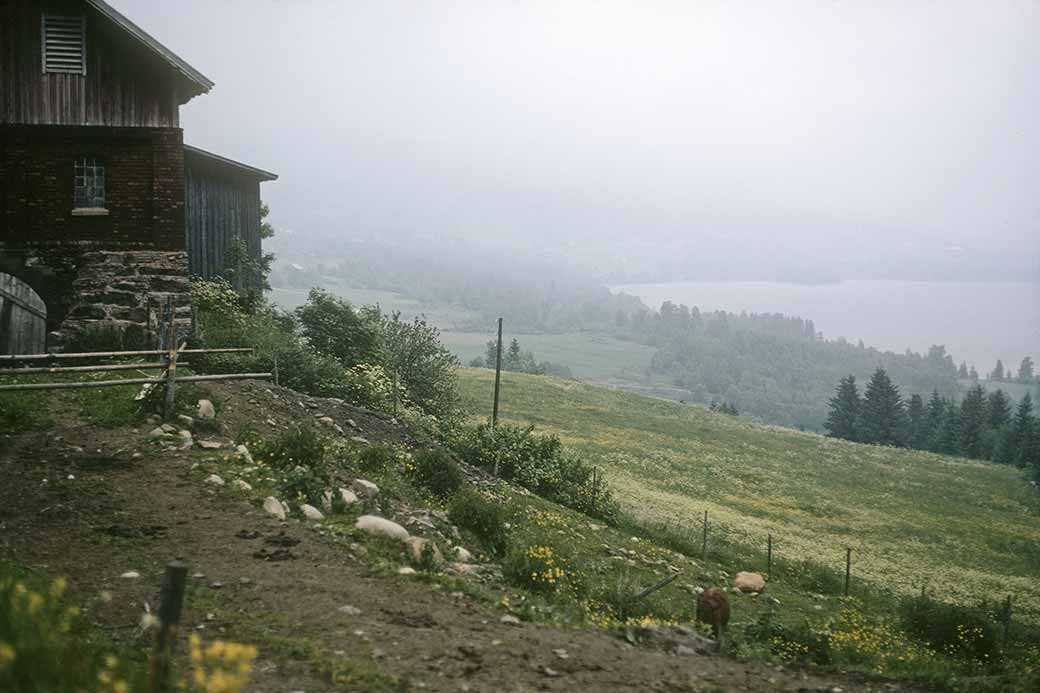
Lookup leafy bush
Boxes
[64,322,152,353]
[899,594,1001,663]
[357,445,398,474]
[503,544,575,594]
[452,423,619,523]
[448,488,509,557]
[381,312,460,418]
[246,423,334,505]
[410,449,464,498]
[295,289,382,367]
[342,363,405,413]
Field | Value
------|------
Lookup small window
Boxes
[42,14,86,75]
[74,158,105,210]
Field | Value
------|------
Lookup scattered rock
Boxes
[300,504,324,521]
[317,416,336,427]
[405,537,443,564]
[176,414,195,429]
[197,400,216,419]
[235,445,254,465]
[397,566,417,575]
[161,423,178,434]
[499,615,521,626]
[453,546,473,563]
[119,571,141,579]
[351,436,371,446]
[346,419,358,429]
[354,515,409,540]
[446,562,480,576]
[734,571,766,594]
[131,452,143,459]
[199,440,223,450]
[235,529,260,539]
[338,605,363,616]
[262,497,286,520]
[204,474,225,486]
[148,427,166,439]
[351,479,379,499]
[233,479,253,491]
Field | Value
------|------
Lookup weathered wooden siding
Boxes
[0,0,180,127]
[0,272,47,354]
[185,164,262,283]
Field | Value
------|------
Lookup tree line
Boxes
[469,338,574,379]
[825,367,1040,472]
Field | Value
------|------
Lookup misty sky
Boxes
[117,0,1038,280]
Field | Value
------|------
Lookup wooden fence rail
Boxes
[0,347,252,362]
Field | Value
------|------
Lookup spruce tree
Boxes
[969,365,979,381]
[991,359,1005,381]
[859,368,908,446]
[1018,356,1035,383]
[907,393,927,449]
[825,375,861,441]
[1011,393,1034,467]
[987,389,1012,429]
[926,390,945,443]
[935,402,962,455]
[958,362,969,378]
[959,384,988,458]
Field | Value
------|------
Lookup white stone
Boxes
[354,515,409,541]
[499,615,521,626]
[300,504,324,521]
[397,566,417,575]
[351,436,371,445]
[734,571,766,594]
[338,605,362,616]
[204,474,225,486]
[161,423,178,434]
[233,479,253,491]
[453,546,473,563]
[197,399,216,419]
[120,571,141,579]
[176,414,194,429]
[199,440,223,450]
[339,488,360,505]
[405,537,443,564]
[351,479,379,498]
[262,496,286,520]
[235,445,254,465]
[318,416,336,427]
[148,427,166,439]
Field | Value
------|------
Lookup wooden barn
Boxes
[0,0,277,352]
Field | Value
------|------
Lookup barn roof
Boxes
[184,145,279,182]
[84,0,215,101]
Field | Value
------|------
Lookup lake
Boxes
[612,280,1039,372]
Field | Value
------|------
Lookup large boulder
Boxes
[355,515,409,541]
[734,571,766,594]
[197,399,216,419]
[300,504,325,521]
[262,496,286,520]
[405,537,443,565]
[351,479,379,499]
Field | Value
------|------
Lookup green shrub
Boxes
[448,488,509,557]
[0,561,147,691]
[247,423,334,505]
[452,423,620,523]
[503,544,577,594]
[65,322,151,353]
[411,449,464,498]
[357,445,398,474]
[899,594,1001,662]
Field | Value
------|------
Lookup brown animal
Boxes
[695,586,731,650]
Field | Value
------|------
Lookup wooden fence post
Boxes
[701,510,708,559]
[844,547,852,597]
[150,560,188,692]
[1003,594,1013,653]
[767,534,772,577]
[162,299,178,421]
[492,317,503,427]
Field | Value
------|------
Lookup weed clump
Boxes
[448,488,509,557]
[357,445,398,475]
[410,449,464,498]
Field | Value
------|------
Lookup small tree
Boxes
[825,375,861,441]
[991,359,1005,381]
[1018,356,1035,383]
[380,311,460,418]
[295,289,382,367]
[859,367,908,446]
[987,389,1012,429]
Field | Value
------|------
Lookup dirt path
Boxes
[0,407,902,692]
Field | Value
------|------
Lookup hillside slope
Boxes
[458,368,1040,623]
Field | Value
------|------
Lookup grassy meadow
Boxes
[457,367,1040,625]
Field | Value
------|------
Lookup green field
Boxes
[457,367,1040,624]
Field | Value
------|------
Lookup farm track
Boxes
[0,381,912,692]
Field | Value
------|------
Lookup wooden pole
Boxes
[163,301,178,421]
[635,572,680,601]
[767,534,773,577]
[0,347,252,362]
[150,560,188,693]
[702,510,708,559]
[492,317,503,427]
[844,547,852,597]
[0,361,176,376]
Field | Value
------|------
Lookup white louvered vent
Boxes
[42,14,86,75]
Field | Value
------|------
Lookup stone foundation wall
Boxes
[60,250,192,348]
